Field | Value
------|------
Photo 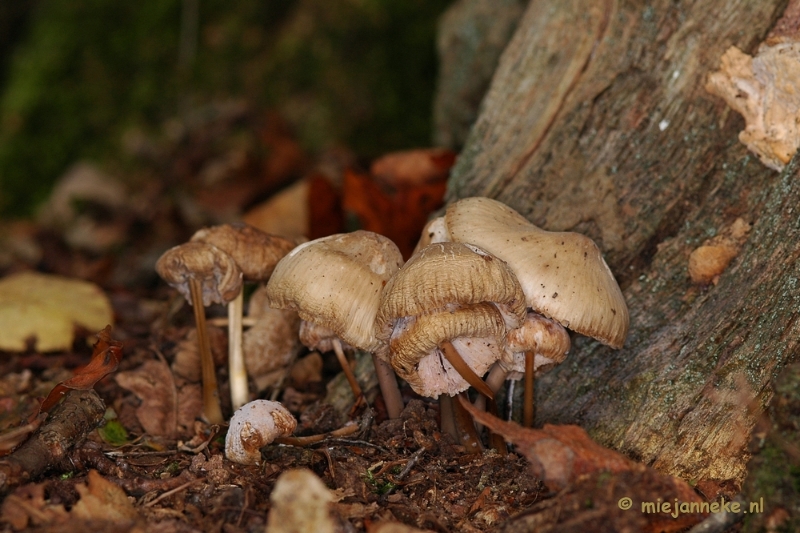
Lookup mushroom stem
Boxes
[523,351,535,427]
[371,355,404,419]
[439,394,457,440]
[332,338,365,405]
[439,341,494,400]
[188,278,224,424]
[452,392,483,452]
[473,363,508,419]
[228,290,248,410]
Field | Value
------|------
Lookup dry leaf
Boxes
[0,271,113,352]
[115,360,178,437]
[72,470,140,524]
[39,326,123,412]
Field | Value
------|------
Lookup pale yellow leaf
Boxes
[0,272,113,352]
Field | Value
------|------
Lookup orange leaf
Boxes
[39,326,122,413]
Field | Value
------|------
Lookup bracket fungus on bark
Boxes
[156,241,243,424]
[706,42,800,171]
[266,230,405,418]
[225,399,297,465]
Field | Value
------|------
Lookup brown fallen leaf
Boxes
[343,148,454,259]
[39,325,122,413]
[71,469,140,524]
[115,359,178,438]
[460,398,707,532]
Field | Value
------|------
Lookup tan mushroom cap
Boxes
[376,242,526,342]
[191,223,297,281]
[243,286,302,391]
[390,302,506,397]
[156,241,243,306]
[266,230,403,353]
[502,312,571,379]
[445,197,629,349]
[411,216,450,256]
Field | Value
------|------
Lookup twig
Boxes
[144,477,205,507]
[0,390,105,494]
[380,447,426,500]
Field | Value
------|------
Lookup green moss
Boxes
[0,0,449,216]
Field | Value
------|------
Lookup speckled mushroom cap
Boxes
[191,223,297,281]
[411,216,450,256]
[389,302,507,397]
[502,312,571,379]
[156,241,243,306]
[445,197,629,349]
[265,230,403,353]
[376,242,526,342]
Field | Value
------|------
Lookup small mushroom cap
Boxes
[446,197,629,348]
[225,400,297,465]
[389,302,506,397]
[298,320,351,354]
[376,242,526,342]
[191,223,297,281]
[502,311,571,378]
[411,216,450,256]
[155,241,243,306]
[266,230,403,352]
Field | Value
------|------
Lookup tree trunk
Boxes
[445,0,799,491]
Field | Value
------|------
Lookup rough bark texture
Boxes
[445,0,799,490]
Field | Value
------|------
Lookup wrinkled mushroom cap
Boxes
[155,241,242,306]
[376,242,526,342]
[225,400,297,465]
[446,197,629,348]
[191,223,297,281]
[390,302,506,397]
[502,312,571,379]
[266,230,403,352]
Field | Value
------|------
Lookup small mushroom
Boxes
[225,399,297,465]
[445,197,629,425]
[266,230,405,418]
[156,241,243,424]
[191,223,297,410]
[243,285,302,393]
[376,242,526,448]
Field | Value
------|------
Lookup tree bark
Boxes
[445,0,798,491]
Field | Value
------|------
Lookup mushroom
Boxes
[445,197,629,425]
[156,241,243,424]
[190,223,297,410]
[242,285,302,393]
[225,399,297,465]
[411,216,450,256]
[375,242,526,447]
[266,230,405,418]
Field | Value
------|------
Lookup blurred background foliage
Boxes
[0,0,450,217]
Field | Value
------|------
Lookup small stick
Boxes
[274,422,360,447]
[144,477,204,507]
[189,278,224,424]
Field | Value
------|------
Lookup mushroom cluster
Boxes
[156,197,628,455]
